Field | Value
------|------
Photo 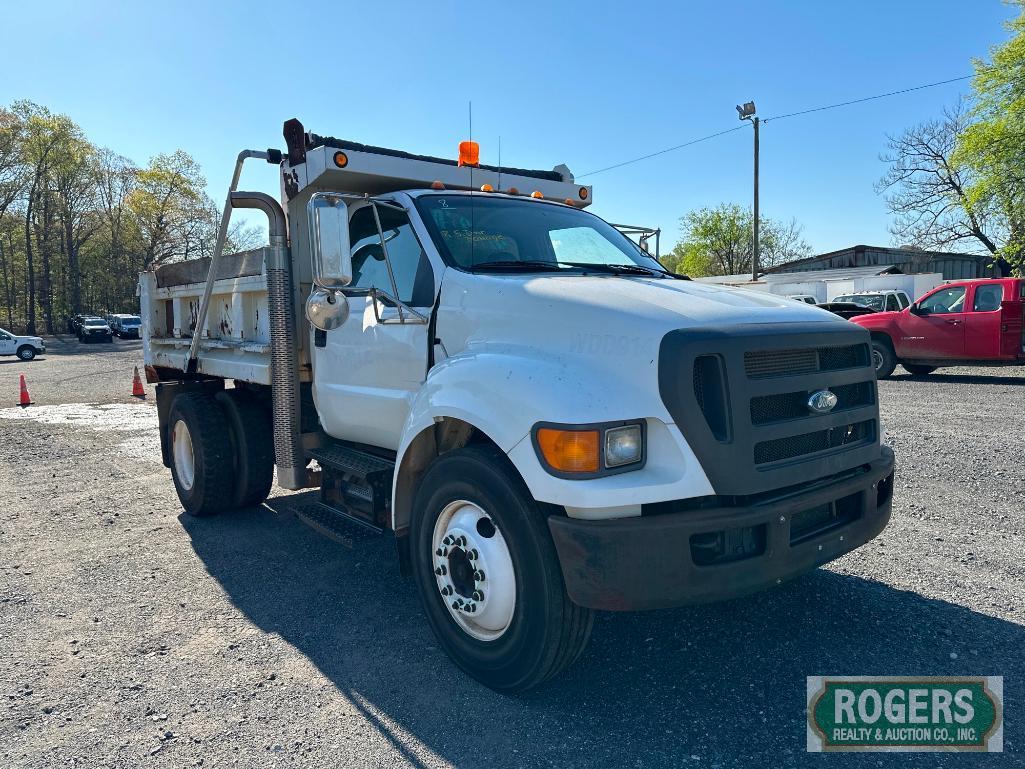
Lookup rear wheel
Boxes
[215,389,274,508]
[871,339,897,379]
[168,392,237,516]
[903,364,937,377]
[16,346,35,361]
[411,445,593,693]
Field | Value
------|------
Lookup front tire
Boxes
[168,392,237,516]
[871,339,897,379]
[411,445,593,693]
[16,346,36,361]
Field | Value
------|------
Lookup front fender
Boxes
[393,344,713,522]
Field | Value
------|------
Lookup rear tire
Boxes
[215,389,274,508]
[168,392,237,516]
[871,339,897,379]
[411,445,593,693]
[903,364,937,377]
[16,346,35,361]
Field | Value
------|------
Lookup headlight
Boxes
[533,420,646,478]
[605,425,643,467]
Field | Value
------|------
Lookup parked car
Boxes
[112,314,142,338]
[817,301,878,320]
[833,290,912,314]
[0,327,45,361]
[786,294,818,304]
[851,278,1025,377]
[68,314,88,334]
[78,317,113,343]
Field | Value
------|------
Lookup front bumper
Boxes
[548,447,895,611]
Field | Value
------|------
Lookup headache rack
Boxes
[280,118,593,205]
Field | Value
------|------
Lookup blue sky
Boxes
[2,0,1016,254]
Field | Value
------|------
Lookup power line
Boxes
[762,75,973,123]
[578,74,975,178]
[576,126,746,178]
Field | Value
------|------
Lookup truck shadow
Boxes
[890,371,1025,386]
[182,493,1021,767]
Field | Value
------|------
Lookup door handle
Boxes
[944,319,962,325]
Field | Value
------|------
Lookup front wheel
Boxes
[871,339,897,379]
[411,446,593,693]
[16,346,36,361]
[168,392,237,516]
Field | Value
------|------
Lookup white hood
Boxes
[438,270,844,353]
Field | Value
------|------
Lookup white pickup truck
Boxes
[0,327,45,361]
[140,120,895,692]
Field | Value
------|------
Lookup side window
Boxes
[898,293,910,309]
[919,286,966,314]
[348,205,434,306]
[972,284,1004,312]
[886,294,900,312]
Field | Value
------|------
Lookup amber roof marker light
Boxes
[332,151,348,168]
[578,187,589,200]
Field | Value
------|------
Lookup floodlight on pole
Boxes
[736,100,759,282]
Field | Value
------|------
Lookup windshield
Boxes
[121,317,141,326]
[414,195,666,274]
[84,319,107,327]
[835,294,884,312]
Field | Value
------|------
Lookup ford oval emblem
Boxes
[807,389,838,414]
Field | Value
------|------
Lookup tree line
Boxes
[0,101,261,334]
[667,3,1025,278]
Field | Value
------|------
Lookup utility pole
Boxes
[736,101,759,282]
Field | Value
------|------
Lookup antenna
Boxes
[469,100,475,267]
[498,136,502,192]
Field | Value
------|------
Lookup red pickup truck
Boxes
[852,278,1025,378]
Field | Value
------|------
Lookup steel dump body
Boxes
[140,249,280,385]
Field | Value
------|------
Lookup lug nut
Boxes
[443,535,454,546]
[472,590,484,602]
[467,548,479,560]
[440,585,453,596]
[465,602,477,613]
[434,565,447,576]
[457,535,467,547]
[435,546,448,557]
[473,570,485,582]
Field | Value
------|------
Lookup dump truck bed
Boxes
[139,248,278,384]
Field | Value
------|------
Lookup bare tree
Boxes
[878,101,1001,255]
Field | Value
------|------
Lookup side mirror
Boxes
[308,193,352,289]
[909,304,928,316]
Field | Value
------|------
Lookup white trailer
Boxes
[141,119,896,692]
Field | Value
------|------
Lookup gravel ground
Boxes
[1,338,1022,768]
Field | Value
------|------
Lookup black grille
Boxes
[750,381,875,425]
[693,355,730,441]
[744,344,869,378]
[754,420,874,465]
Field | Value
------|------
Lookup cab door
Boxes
[899,285,967,359]
[0,329,16,355]
[311,199,439,450]
[963,282,1006,359]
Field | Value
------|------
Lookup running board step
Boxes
[294,502,383,547]
[307,443,396,530]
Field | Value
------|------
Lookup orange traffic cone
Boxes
[131,366,146,399]
[18,374,33,407]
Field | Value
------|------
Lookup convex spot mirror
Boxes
[308,193,352,289]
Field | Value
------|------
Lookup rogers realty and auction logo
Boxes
[807,676,1003,752]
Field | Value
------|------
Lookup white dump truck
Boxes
[140,119,895,692]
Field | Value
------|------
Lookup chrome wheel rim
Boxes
[872,348,884,372]
[431,500,515,641]
[172,420,195,491]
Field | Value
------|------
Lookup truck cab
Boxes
[852,278,1025,377]
[140,120,895,691]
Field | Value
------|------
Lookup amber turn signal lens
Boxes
[536,428,599,473]
[333,151,348,168]
[507,186,519,195]
[579,186,589,200]
[530,190,544,199]
[430,180,446,190]
[480,183,494,192]
[458,140,480,167]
